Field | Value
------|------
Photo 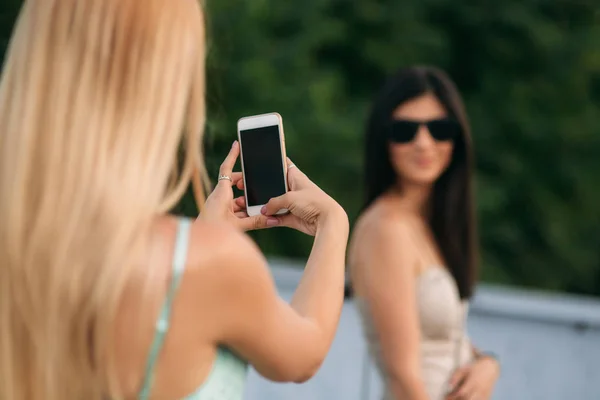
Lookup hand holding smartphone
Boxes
[237,112,289,217]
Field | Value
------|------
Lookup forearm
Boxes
[289,208,349,347]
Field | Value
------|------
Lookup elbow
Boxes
[262,361,322,384]
[288,328,329,383]
[292,371,316,384]
[254,321,330,384]
[284,351,326,384]
[263,346,326,384]
[292,356,324,383]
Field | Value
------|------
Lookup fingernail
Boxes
[266,218,279,226]
[260,206,267,215]
[232,140,238,148]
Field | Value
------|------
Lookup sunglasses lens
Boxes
[427,119,460,141]
[389,121,419,143]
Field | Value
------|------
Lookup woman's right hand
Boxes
[210,158,348,385]
[213,159,348,384]
[257,159,347,236]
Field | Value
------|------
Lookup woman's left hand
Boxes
[445,356,500,400]
[199,141,279,231]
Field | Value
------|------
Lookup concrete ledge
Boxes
[471,284,600,330]
[267,257,600,330]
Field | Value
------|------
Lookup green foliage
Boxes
[1,1,598,296]
[0,0,20,67]
[199,0,600,296]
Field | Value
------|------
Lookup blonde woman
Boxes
[0,1,349,399]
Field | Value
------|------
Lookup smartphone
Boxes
[237,112,288,217]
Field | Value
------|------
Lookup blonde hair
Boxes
[0,0,209,398]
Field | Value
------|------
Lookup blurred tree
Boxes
[1,0,599,296]
[0,0,20,67]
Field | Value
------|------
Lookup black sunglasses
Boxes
[388,118,461,143]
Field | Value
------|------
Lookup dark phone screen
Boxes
[239,125,286,206]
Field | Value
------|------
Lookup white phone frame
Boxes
[237,112,288,217]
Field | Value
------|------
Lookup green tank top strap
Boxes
[138,217,192,400]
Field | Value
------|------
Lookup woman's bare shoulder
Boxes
[188,219,261,265]
[144,216,264,277]
[349,202,420,285]
[351,201,416,249]
[116,219,269,338]
[351,203,385,243]
[185,218,269,288]
[186,220,291,343]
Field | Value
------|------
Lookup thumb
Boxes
[261,192,294,216]
[235,214,280,232]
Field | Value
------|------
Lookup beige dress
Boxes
[355,267,474,400]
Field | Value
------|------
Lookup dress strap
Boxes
[138,218,192,400]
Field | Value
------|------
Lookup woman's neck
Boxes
[387,182,433,217]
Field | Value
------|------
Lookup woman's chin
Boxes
[402,171,442,187]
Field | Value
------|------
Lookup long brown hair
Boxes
[363,66,478,299]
